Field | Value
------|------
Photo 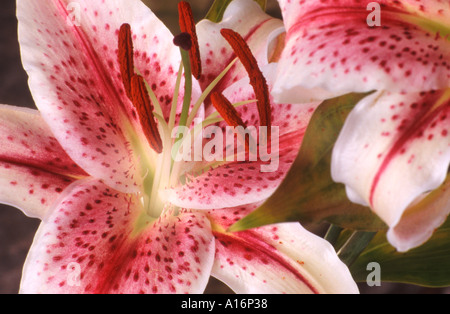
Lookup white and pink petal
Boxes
[20,178,215,294]
[0,105,86,177]
[273,0,450,103]
[331,90,450,251]
[0,105,86,218]
[208,205,359,294]
[196,0,284,95]
[387,177,450,252]
[169,154,297,210]
[0,162,76,219]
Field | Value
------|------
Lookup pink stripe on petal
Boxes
[208,205,359,294]
[0,105,86,218]
[369,92,450,206]
[213,231,319,294]
[278,0,450,35]
[0,105,86,177]
[0,161,75,219]
[332,90,450,250]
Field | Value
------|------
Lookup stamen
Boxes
[178,1,202,80]
[118,23,134,99]
[131,74,163,154]
[210,92,247,128]
[220,28,272,135]
[211,92,251,152]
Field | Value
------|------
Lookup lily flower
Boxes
[5,0,358,293]
[271,0,450,252]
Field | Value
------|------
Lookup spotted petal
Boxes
[0,105,86,218]
[208,205,359,294]
[273,0,450,103]
[17,0,193,192]
[332,90,450,251]
[20,178,215,294]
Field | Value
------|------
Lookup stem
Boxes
[337,231,377,267]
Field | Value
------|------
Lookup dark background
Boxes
[0,0,446,294]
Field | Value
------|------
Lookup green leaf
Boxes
[337,231,377,267]
[229,92,386,232]
[351,217,450,287]
[205,0,267,22]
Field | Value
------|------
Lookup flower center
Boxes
[117,1,273,219]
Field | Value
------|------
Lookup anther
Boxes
[211,92,247,128]
[220,29,272,136]
[211,92,250,152]
[131,74,163,154]
[177,1,202,80]
[118,23,134,99]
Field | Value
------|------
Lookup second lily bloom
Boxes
[272,0,450,252]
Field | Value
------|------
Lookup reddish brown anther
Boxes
[220,28,271,136]
[131,75,163,154]
[118,23,134,99]
[211,92,251,152]
[178,1,202,80]
[211,92,247,128]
